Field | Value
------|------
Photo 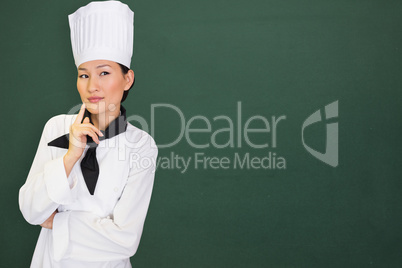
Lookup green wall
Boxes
[1,0,402,267]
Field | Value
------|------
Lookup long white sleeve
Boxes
[19,116,77,225]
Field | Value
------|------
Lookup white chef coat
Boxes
[19,113,158,268]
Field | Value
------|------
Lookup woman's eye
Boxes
[79,74,89,78]
[100,71,109,76]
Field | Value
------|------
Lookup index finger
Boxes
[74,103,86,124]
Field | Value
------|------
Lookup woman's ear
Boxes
[124,70,135,91]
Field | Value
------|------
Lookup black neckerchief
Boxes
[48,105,128,195]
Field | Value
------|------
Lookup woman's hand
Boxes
[63,104,103,177]
[40,210,57,229]
[66,104,103,160]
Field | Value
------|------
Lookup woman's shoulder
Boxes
[42,114,77,139]
[45,113,76,125]
[124,122,158,153]
[44,114,76,129]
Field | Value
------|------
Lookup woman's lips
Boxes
[88,97,104,103]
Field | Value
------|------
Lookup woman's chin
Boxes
[85,102,104,114]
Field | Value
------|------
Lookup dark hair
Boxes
[118,63,135,102]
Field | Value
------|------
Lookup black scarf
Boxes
[48,106,127,195]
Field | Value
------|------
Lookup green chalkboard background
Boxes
[1,0,401,267]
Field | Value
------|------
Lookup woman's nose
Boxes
[87,77,100,92]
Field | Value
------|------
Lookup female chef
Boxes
[18,1,158,267]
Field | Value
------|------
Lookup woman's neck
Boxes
[90,106,121,131]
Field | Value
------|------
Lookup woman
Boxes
[19,1,158,267]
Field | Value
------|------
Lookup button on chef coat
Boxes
[19,113,158,268]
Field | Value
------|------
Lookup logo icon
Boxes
[302,101,338,167]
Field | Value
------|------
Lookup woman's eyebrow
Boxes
[96,64,111,68]
[78,64,111,71]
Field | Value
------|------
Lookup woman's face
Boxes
[77,59,133,115]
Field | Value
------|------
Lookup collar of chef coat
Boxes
[48,105,128,149]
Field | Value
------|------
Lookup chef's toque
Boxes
[68,1,134,68]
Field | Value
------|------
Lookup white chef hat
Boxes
[68,0,134,68]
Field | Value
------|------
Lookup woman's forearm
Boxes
[63,152,79,178]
